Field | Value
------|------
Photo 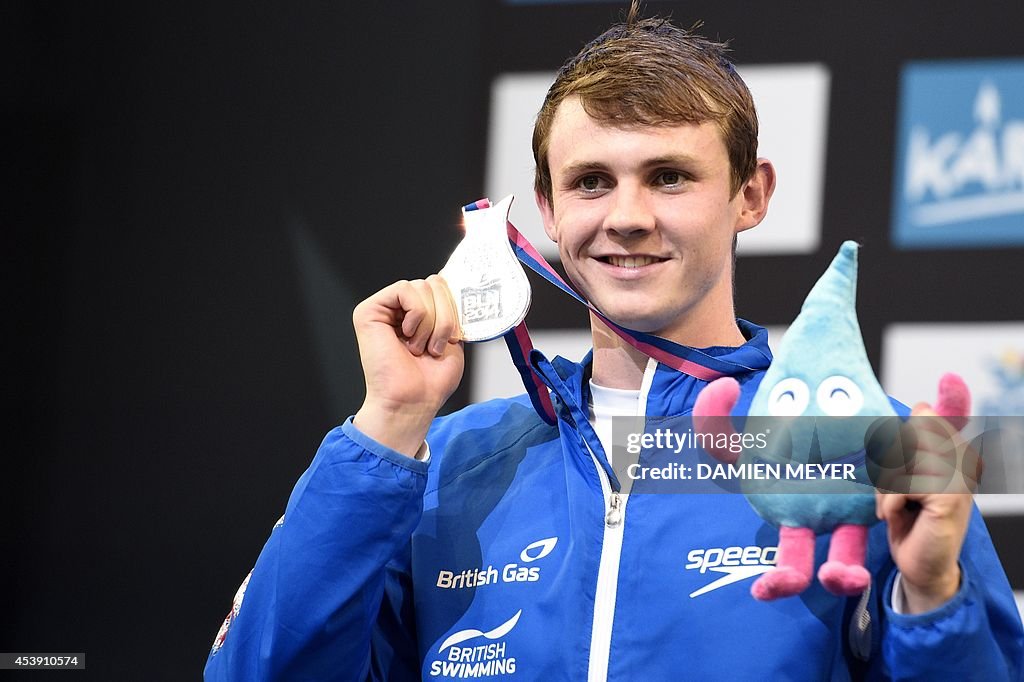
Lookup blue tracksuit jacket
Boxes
[205,322,1024,680]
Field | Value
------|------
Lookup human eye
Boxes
[572,173,611,195]
[654,170,688,189]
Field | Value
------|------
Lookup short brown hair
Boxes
[532,3,758,202]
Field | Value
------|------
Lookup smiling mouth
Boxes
[601,255,663,268]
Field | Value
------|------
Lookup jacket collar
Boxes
[533,319,773,421]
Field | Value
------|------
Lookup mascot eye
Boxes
[816,375,864,416]
[767,378,810,416]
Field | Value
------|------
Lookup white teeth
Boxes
[607,256,657,268]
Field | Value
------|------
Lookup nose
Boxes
[603,183,656,236]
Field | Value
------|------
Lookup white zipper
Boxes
[586,443,628,682]
[586,358,657,682]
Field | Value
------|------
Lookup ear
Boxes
[535,189,559,242]
[735,158,777,234]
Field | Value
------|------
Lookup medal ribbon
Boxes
[463,199,765,425]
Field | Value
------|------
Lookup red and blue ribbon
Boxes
[463,198,762,425]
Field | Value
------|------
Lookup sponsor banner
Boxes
[737,64,829,255]
[891,59,1024,248]
[882,322,1024,512]
[881,322,1024,417]
[484,65,829,259]
[484,73,557,259]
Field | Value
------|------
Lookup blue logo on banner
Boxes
[982,349,1024,417]
[892,59,1024,249]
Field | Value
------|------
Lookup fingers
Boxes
[909,402,958,441]
[909,404,971,491]
[407,275,461,356]
[359,276,461,357]
[403,279,439,354]
[425,274,462,355]
[872,403,978,498]
[875,489,913,528]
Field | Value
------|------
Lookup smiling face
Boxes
[537,96,772,346]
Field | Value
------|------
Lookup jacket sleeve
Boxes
[877,506,1024,680]
[204,418,429,681]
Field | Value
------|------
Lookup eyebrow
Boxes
[556,154,703,180]
[557,161,611,180]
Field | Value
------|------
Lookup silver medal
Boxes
[440,194,532,342]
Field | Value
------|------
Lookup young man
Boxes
[206,6,1023,680]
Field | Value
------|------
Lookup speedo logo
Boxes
[436,537,557,590]
[685,545,778,598]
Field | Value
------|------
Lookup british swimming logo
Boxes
[892,59,1024,248]
[430,610,522,678]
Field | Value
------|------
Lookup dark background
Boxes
[8,1,1024,678]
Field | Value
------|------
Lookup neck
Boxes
[590,315,649,390]
[657,283,747,349]
[588,312,747,391]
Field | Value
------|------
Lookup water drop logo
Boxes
[520,537,558,563]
